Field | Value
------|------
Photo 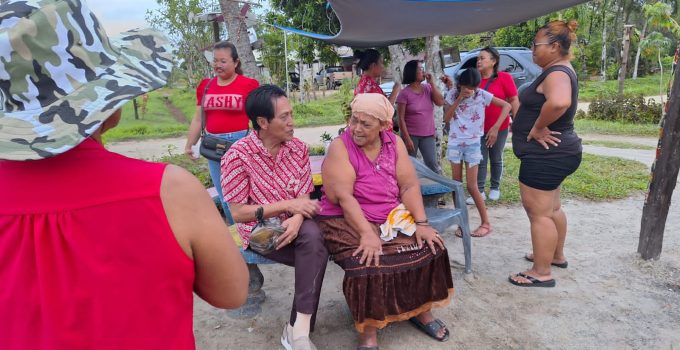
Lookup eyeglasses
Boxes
[531,41,553,49]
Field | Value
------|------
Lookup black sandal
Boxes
[508,272,556,287]
[409,317,450,342]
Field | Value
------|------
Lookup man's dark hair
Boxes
[402,60,420,85]
[245,84,287,131]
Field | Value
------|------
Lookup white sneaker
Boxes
[488,189,501,201]
[466,192,485,205]
[281,323,317,350]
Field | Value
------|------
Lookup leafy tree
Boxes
[641,31,673,100]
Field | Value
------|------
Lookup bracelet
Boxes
[414,219,428,225]
[415,222,431,227]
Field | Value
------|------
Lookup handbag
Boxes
[248,207,285,255]
[198,78,248,161]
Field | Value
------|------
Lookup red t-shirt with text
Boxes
[196,75,259,133]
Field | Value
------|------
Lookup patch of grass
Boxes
[292,93,345,127]
[575,119,659,137]
[441,149,648,205]
[579,73,671,101]
[581,140,655,150]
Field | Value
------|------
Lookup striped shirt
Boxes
[221,131,314,248]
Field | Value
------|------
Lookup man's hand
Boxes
[276,215,303,250]
[287,198,321,218]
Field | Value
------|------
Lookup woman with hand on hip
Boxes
[184,41,259,224]
[509,20,582,288]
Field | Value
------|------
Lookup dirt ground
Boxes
[191,192,680,350]
[108,131,680,349]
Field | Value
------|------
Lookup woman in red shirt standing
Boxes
[185,41,259,224]
[474,46,519,203]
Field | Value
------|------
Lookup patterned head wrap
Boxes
[350,93,394,130]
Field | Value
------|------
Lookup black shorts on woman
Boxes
[512,65,582,191]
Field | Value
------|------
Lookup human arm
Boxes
[485,97,512,147]
[396,97,414,153]
[393,138,445,253]
[508,95,520,119]
[160,165,249,309]
[425,74,445,106]
[528,70,573,149]
[184,106,202,159]
[387,81,402,105]
[322,138,383,266]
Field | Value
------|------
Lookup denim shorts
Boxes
[447,141,483,166]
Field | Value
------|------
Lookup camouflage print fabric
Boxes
[0,0,173,160]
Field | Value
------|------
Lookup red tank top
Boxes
[0,139,195,350]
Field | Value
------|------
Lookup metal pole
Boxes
[284,30,290,95]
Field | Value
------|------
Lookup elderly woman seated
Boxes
[318,93,454,350]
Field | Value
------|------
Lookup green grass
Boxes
[574,119,659,137]
[292,93,346,127]
[579,73,671,101]
[441,149,648,205]
[581,140,656,150]
[102,88,191,142]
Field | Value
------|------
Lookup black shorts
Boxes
[518,154,582,191]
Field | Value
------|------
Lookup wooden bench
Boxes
[207,157,472,318]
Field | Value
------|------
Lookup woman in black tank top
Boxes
[509,20,582,288]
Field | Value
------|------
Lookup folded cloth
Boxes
[379,204,416,242]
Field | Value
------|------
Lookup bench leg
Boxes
[225,264,266,319]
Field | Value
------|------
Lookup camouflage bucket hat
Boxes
[0,0,173,160]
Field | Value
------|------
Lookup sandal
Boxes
[508,272,556,288]
[524,253,568,268]
[471,223,492,237]
[409,317,450,342]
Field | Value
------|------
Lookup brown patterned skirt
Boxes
[317,217,454,333]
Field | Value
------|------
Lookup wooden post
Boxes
[618,25,633,96]
[638,64,680,260]
[132,98,139,120]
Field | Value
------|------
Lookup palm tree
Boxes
[633,2,680,80]
[640,31,671,106]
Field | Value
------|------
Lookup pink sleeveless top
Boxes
[0,139,195,350]
[320,130,400,223]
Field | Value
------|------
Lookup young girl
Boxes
[443,68,511,237]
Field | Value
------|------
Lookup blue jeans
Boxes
[205,130,249,225]
[477,128,509,192]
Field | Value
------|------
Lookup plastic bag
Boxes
[249,217,285,255]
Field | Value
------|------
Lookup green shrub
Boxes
[308,144,326,156]
[155,150,212,189]
[582,93,663,124]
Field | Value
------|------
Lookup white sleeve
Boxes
[481,89,494,107]
[444,87,458,105]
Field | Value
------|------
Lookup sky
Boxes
[87,0,161,35]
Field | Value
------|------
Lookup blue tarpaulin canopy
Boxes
[275,0,590,47]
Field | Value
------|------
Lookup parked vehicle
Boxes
[314,66,353,90]
[288,72,300,91]
[381,47,542,96]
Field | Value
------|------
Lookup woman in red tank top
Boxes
[0,1,248,349]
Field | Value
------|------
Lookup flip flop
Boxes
[409,317,450,342]
[508,272,556,288]
[357,347,379,350]
[524,254,568,268]
[471,223,492,237]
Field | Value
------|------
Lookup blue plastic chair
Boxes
[410,157,472,274]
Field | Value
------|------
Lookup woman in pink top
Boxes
[0,1,248,349]
[319,94,454,349]
[396,60,445,173]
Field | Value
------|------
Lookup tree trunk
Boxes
[219,0,261,81]
[638,63,680,260]
[618,25,633,96]
[424,36,445,173]
[632,20,648,80]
